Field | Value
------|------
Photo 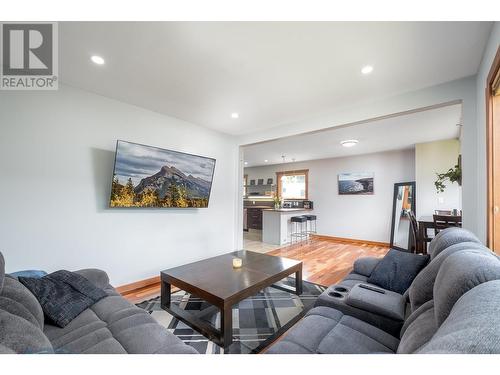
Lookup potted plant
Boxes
[434,159,462,193]
[273,195,281,210]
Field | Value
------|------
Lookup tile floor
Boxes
[242,229,281,253]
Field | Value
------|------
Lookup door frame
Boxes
[486,46,500,249]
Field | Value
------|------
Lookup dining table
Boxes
[417,215,462,254]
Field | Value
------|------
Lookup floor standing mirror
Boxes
[390,181,416,251]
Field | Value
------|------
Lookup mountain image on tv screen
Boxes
[109,140,216,208]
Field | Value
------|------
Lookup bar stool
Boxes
[290,216,308,245]
[303,214,317,240]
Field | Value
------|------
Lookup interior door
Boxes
[493,95,500,252]
[487,47,500,253]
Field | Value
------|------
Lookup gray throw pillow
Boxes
[367,249,430,294]
[19,270,107,327]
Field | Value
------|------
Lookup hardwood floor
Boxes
[122,238,389,303]
[267,238,389,286]
[121,282,166,304]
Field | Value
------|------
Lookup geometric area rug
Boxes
[136,277,326,354]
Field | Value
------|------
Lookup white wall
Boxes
[476,22,500,243]
[0,85,239,285]
[415,139,462,217]
[244,149,415,243]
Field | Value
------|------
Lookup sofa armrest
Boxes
[352,257,381,277]
[74,268,110,290]
[346,283,406,321]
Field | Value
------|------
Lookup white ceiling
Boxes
[242,103,462,167]
[59,22,491,135]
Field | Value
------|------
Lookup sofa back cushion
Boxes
[397,300,436,353]
[0,252,5,292]
[0,277,45,330]
[427,227,481,260]
[408,242,488,312]
[400,251,500,353]
[433,250,500,326]
[0,309,53,353]
[0,251,45,330]
[418,280,500,353]
[0,252,52,353]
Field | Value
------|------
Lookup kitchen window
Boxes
[276,170,309,200]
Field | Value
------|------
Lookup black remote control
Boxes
[359,284,386,294]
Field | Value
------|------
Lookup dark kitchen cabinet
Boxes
[247,208,263,230]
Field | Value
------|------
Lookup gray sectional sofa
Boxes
[3,227,500,355]
[0,252,197,354]
[268,228,500,354]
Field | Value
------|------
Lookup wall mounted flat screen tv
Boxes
[109,140,216,208]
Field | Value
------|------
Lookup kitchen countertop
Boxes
[263,208,313,212]
[244,206,273,209]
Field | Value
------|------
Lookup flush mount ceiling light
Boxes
[341,139,359,148]
[361,65,373,75]
[231,112,239,119]
[244,161,248,165]
[90,55,105,65]
[264,159,268,163]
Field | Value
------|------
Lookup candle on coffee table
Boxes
[233,257,242,268]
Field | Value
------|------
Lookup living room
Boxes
[1,2,500,373]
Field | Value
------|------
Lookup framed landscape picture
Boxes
[338,172,374,195]
[109,140,216,208]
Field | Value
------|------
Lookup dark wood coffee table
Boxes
[160,250,302,349]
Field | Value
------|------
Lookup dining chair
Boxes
[433,214,462,235]
[408,211,432,254]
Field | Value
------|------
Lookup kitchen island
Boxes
[262,208,314,245]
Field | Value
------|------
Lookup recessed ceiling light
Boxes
[361,65,373,75]
[231,113,239,119]
[264,159,268,163]
[244,161,248,165]
[91,55,105,65]
[341,139,359,148]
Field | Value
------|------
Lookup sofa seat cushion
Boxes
[315,284,405,337]
[44,295,197,354]
[267,306,399,354]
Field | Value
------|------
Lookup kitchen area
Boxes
[243,167,314,252]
